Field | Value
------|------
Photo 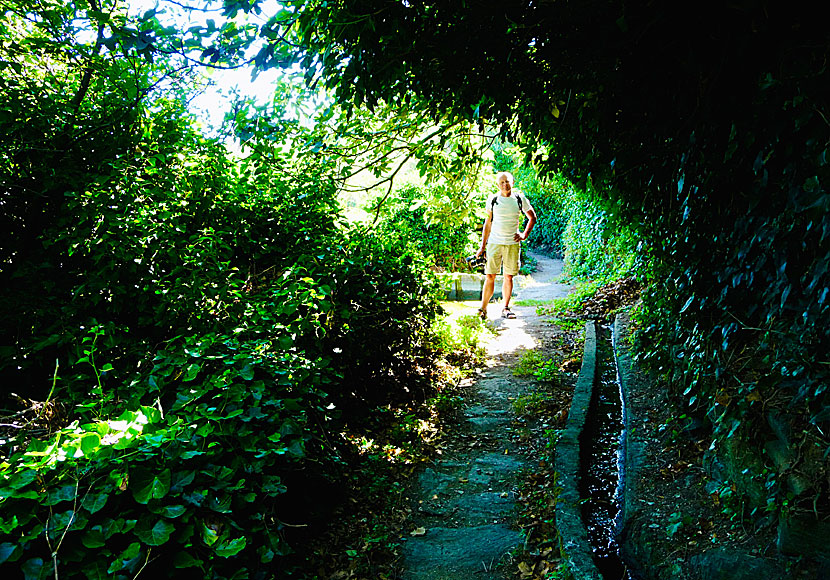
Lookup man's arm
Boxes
[476,211,493,256]
[514,208,537,242]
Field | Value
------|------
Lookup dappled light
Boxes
[485,317,539,359]
[1,0,828,578]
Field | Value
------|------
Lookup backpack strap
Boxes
[491,194,524,212]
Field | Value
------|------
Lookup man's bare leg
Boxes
[502,274,514,310]
[480,274,496,317]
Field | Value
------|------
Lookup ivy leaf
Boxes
[45,485,77,505]
[200,522,219,546]
[82,529,107,549]
[215,536,247,557]
[0,516,19,535]
[151,504,186,519]
[170,470,195,493]
[239,364,254,380]
[131,468,171,504]
[182,363,200,382]
[134,518,175,546]
[79,433,102,455]
[6,469,37,490]
[0,542,18,565]
[107,542,141,574]
[173,551,202,568]
[22,557,47,580]
[82,493,108,514]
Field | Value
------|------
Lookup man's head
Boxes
[496,171,514,195]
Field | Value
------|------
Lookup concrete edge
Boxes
[613,309,649,578]
[434,272,524,301]
[554,320,602,580]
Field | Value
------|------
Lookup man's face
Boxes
[498,175,513,195]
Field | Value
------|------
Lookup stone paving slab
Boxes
[401,525,522,580]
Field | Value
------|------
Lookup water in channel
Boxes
[579,323,633,580]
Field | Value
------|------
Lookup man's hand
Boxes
[513,232,527,242]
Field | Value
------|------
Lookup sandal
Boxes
[477,308,488,321]
[501,308,516,319]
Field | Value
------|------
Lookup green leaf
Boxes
[45,485,77,505]
[200,522,219,546]
[239,364,254,380]
[79,433,102,455]
[22,557,47,580]
[82,529,107,549]
[131,468,171,504]
[173,551,202,568]
[182,363,200,382]
[134,519,175,546]
[170,470,195,493]
[6,469,37,490]
[0,515,19,535]
[83,493,108,514]
[151,504,187,518]
[0,542,18,565]
[107,542,141,574]
[216,536,247,558]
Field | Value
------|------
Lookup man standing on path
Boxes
[475,171,537,320]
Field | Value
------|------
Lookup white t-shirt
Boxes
[486,193,534,246]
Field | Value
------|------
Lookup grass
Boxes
[512,349,561,385]
[537,279,602,316]
[513,298,555,308]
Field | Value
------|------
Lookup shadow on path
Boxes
[400,253,572,579]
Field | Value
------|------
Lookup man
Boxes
[474,171,537,320]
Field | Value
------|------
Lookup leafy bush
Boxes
[560,193,638,283]
[0,104,446,579]
[512,350,560,385]
[373,184,481,271]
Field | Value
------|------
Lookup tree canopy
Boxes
[2,0,829,575]
[287,0,830,526]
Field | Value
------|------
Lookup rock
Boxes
[778,514,830,559]
[401,525,522,580]
[689,548,784,580]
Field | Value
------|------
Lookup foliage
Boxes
[0,2,453,578]
[431,314,489,365]
[560,193,639,283]
[519,252,538,276]
[539,282,602,319]
[163,0,830,550]
[373,184,481,271]
[512,350,560,386]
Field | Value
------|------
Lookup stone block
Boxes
[778,514,830,559]
[434,272,522,301]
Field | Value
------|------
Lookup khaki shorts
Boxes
[485,243,521,276]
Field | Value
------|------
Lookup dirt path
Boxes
[399,253,572,579]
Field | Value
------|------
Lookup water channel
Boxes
[580,323,634,580]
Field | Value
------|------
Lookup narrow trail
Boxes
[400,253,572,579]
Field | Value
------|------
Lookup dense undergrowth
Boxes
[0,105,454,577]
[4,1,829,575]
[0,8,482,573]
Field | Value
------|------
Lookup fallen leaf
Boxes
[410,527,427,537]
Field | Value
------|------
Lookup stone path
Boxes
[400,253,572,579]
